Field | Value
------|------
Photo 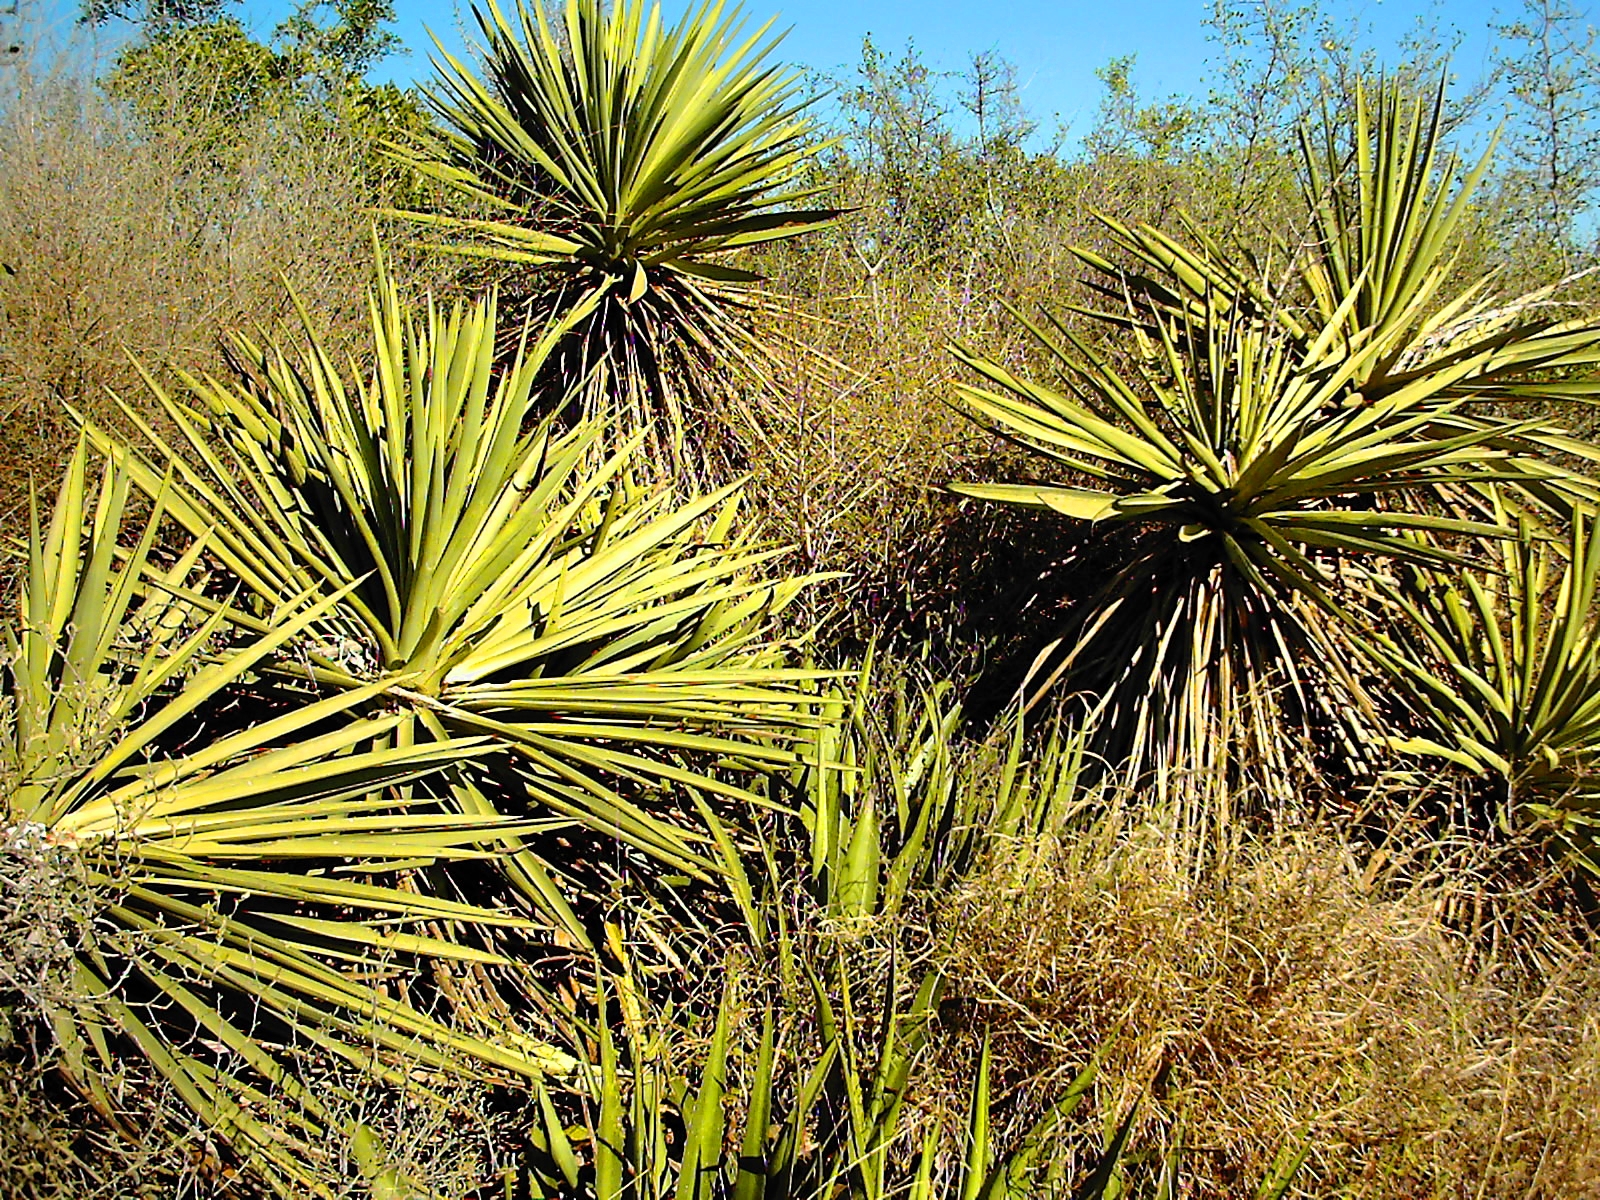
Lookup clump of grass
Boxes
[938,820,1600,1197]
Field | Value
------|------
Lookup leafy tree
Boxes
[958,48,1034,158]
[102,15,281,131]
[92,0,426,194]
[1198,0,1482,232]
[826,37,1072,276]
[275,0,400,97]
[1492,0,1600,273]
[92,0,407,131]
[78,0,230,33]
[1085,55,1200,164]
[1202,0,1342,213]
[826,35,956,268]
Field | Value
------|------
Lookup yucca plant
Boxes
[1359,512,1600,873]
[10,256,835,1192]
[947,78,1600,804]
[512,971,1115,1200]
[777,651,1089,924]
[76,259,825,955]
[1,442,578,1197]
[510,963,1307,1200]
[949,298,1544,801]
[389,0,838,435]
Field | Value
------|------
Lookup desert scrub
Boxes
[938,824,1600,1197]
[0,41,460,541]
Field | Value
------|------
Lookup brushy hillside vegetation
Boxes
[4,1,1600,1197]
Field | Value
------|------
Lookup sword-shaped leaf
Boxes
[386,0,840,433]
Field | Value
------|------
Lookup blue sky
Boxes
[24,0,1542,144]
[369,0,1511,142]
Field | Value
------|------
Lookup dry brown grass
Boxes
[0,43,459,538]
[937,822,1600,1197]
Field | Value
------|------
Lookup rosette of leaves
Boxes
[1360,511,1600,874]
[77,258,825,953]
[1,442,576,1197]
[947,296,1588,812]
[776,650,1090,923]
[946,79,1600,814]
[386,0,839,437]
